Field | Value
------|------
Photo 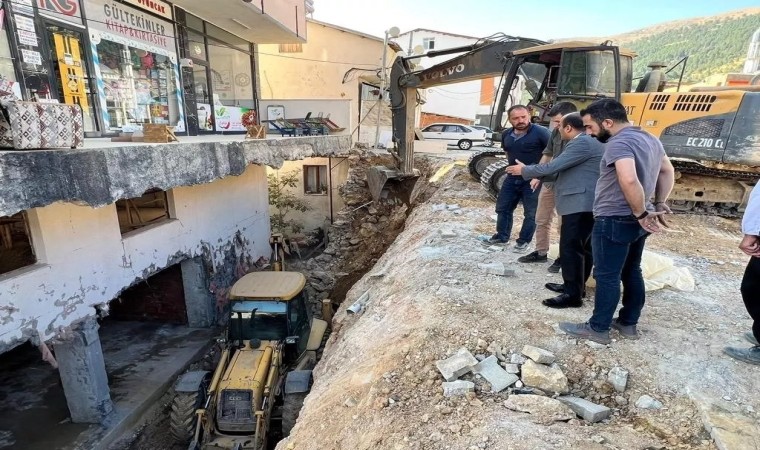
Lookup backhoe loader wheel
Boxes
[281,392,307,437]
[170,390,203,444]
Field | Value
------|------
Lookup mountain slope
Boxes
[612,8,760,82]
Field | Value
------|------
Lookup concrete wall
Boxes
[0,165,270,353]
[267,157,349,232]
[257,20,392,142]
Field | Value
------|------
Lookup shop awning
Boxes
[171,0,307,44]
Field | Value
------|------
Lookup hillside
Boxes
[570,8,760,83]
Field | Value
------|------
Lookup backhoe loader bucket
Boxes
[367,165,420,205]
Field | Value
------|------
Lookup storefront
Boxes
[2,0,99,133]
[84,0,184,133]
[174,8,257,135]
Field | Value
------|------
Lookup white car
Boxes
[420,123,486,150]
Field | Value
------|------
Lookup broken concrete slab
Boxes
[442,380,475,397]
[695,397,760,450]
[438,229,458,239]
[504,363,520,374]
[472,356,518,392]
[558,396,612,423]
[436,348,478,382]
[607,367,629,393]
[503,394,575,423]
[521,345,556,364]
[510,354,527,365]
[521,360,569,394]
[477,262,516,277]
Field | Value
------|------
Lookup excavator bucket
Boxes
[367,165,420,204]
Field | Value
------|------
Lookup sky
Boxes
[312,0,760,41]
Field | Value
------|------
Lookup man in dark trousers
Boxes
[507,113,603,308]
[559,98,675,345]
[489,105,550,253]
[724,183,760,364]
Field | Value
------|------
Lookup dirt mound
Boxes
[279,165,758,450]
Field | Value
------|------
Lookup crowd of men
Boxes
[487,98,760,365]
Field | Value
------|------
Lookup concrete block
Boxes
[558,396,612,423]
[439,228,458,239]
[607,367,629,393]
[472,355,518,393]
[477,262,516,277]
[510,353,527,365]
[442,380,475,397]
[436,348,478,382]
[521,360,569,394]
[504,363,520,374]
[521,345,556,364]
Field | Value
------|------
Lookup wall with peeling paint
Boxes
[0,165,269,354]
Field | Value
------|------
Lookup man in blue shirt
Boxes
[724,183,760,365]
[490,105,551,252]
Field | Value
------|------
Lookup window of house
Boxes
[279,43,303,53]
[303,165,328,195]
[0,212,36,276]
[422,38,435,50]
[115,189,172,234]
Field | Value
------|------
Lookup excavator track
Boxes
[468,150,505,181]
[480,160,511,201]
[668,161,758,218]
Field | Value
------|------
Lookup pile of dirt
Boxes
[279,165,758,450]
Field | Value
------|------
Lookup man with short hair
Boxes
[518,101,578,272]
[490,105,551,252]
[559,98,675,345]
[508,113,603,308]
[723,184,760,364]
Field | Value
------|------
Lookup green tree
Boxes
[268,171,310,235]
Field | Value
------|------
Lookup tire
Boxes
[170,391,203,444]
[480,160,511,201]
[457,139,472,150]
[484,138,493,147]
[281,392,307,437]
[466,151,504,181]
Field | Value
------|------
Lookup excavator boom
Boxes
[367,36,546,201]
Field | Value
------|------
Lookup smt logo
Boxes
[37,0,80,16]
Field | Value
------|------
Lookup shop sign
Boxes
[14,0,35,15]
[17,29,38,46]
[21,48,42,64]
[37,0,81,17]
[121,0,171,20]
[84,0,175,53]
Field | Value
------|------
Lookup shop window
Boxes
[208,41,254,132]
[116,189,172,235]
[423,38,435,50]
[0,213,36,276]
[279,43,303,53]
[96,40,180,132]
[0,24,17,86]
[186,13,205,32]
[304,165,328,195]
[187,31,207,61]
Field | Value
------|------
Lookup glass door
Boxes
[192,64,214,132]
[46,23,98,133]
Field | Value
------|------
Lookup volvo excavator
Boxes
[369,35,760,217]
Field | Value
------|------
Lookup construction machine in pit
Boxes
[368,35,760,217]
[169,237,328,450]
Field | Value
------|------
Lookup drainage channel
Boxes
[111,153,441,450]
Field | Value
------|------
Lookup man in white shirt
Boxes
[724,183,760,365]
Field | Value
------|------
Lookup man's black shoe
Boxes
[548,259,561,273]
[518,251,548,263]
[542,294,583,308]
[545,282,565,293]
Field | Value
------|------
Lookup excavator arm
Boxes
[368,36,545,201]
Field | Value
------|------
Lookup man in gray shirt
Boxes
[559,99,675,345]
[724,183,760,364]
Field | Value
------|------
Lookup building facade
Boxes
[0,0,308,136]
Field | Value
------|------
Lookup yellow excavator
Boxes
[169,236,327,449]
[370,35,760,216]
